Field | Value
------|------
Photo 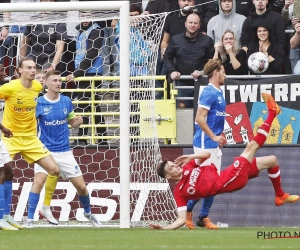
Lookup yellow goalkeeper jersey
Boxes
[0,79,42,136]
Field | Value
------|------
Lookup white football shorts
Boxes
[34,151,82,179]
[0,140,12,168]
[193,146,222,174]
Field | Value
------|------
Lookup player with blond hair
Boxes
[0,58,60,228]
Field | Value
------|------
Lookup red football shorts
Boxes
[210,156,252,195]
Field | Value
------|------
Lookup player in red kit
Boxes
[149,93,299,230]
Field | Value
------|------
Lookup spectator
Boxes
[175,0,217,26]
[290,21,300,74]
[114,4,153,141]
[78,0,116,87]
[269,0,285,14]
[0,25,9,64]
[207,0,246,47]
[282,0,300,74]
[35,69,46,96]
[235,0,254,17]
[240,0,286,53]
[19,5,67,73]
[281,0,294,23]
[0,63,6,85]
[213,29,247,74]
[144,0,174,13]
[158,0,207,99]
[164,13,214,108]
[142,0,173,100]
[66,11,108,146]
[0,0,38,65]
[247,25,283,74]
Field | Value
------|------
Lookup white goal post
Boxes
[0,0,177,228]
[1,0,131,228]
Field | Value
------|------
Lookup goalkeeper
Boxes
[0,58,60,228]
[149,93,299,230]
[23,70,101,228]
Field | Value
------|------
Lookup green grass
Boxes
[1,227,300,250]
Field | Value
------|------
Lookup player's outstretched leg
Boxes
[268,165,300,206]
[251,157,300,206]
[262,93,281,115]
[275,193,300,206]
[252,93,280,149]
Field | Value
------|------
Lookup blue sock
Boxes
[187,199,200,212]
[78,195,91,214]
[4,181,12,216]
[28,192,40,220]
[200,195,215,218]
[0,184,4,219]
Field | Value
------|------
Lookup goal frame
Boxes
[0,0,131,228]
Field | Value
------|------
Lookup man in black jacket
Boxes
[164,13,214,108]
[240,0,285,52]
[145,0,174,14]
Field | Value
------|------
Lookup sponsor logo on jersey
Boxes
[45,119,67,126]
[17,98,24,104]
[184,170,189,175]
[14,106,35,112]
[187,186,195,195]
[216,111,227,116]
[189,167,201,187]
[234,160,239,168]
[48,27,54,34]
[44,107,52,115]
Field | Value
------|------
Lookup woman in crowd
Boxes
[247,25,283,75]
[213,29,246,75]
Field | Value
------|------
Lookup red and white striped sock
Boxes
[268,166,284,197]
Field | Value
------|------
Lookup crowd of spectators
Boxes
[0,0,299,111]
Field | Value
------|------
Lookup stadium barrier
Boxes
[59,75,179,145]
[59,74,300,145]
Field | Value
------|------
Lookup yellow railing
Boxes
[60,75,175,144]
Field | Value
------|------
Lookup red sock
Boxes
[254,110,276,147]
[268,166,284,197]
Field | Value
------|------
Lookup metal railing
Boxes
[59,75,168,144]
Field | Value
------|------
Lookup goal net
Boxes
[0,1,177,227]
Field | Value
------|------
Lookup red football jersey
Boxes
[173,160,219,211]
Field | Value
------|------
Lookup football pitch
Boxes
[1,227,300,250]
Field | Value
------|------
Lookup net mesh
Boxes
[0,5,177,226]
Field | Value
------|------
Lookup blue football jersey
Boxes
[36,94,74,152]
[193,83,226,149]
